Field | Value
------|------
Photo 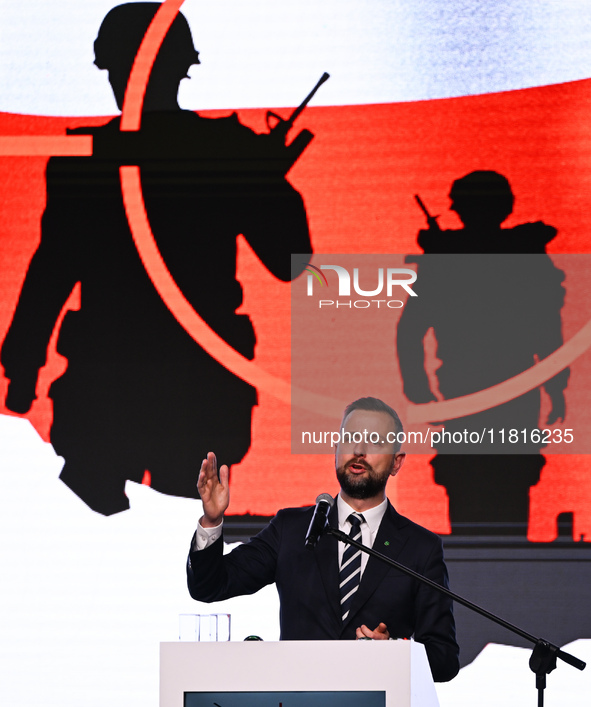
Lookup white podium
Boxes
[160,640,439,707]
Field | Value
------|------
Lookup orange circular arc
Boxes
[117,0,589,422]
[117,0,344,417]
[120,0,186,131]
[406,320,591,424]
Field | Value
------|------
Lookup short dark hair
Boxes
[342,397,404,439]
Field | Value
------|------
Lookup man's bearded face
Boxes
[336,455,394,499]
[335,410,402,503]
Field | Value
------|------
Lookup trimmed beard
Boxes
[336,461,391,500]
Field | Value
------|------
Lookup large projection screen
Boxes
[1,2,590,706]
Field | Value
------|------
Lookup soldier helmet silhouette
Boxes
[94,3,200,77]
[449,170,514,227]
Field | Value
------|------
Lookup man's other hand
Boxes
[356,623,390,640]
[197,452,229,527]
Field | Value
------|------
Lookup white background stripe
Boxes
[1,1,591,115]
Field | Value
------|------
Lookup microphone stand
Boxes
[324,525,586,706]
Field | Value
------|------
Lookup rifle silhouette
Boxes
[414,193,441,231]
[266,72,330,170]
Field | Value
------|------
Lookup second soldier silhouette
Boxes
[398,171,568,535]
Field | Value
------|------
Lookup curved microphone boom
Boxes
[305,493,334,549]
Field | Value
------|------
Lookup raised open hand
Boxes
[197,452,230,527]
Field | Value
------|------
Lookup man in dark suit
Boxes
[187,397,459,682]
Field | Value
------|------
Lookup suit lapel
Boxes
[314,501,342,629]
[343,501,410,632]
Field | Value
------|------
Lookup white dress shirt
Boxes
[336,494,387,577]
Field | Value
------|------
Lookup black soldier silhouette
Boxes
[1,3,312,514]
[397,171,569,535]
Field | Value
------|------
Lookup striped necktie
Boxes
[339,512,365,621]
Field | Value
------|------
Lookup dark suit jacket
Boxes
[187,500,459,682]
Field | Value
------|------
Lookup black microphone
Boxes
[305,493,334,549]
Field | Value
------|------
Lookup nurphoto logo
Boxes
[305,263,417,309]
